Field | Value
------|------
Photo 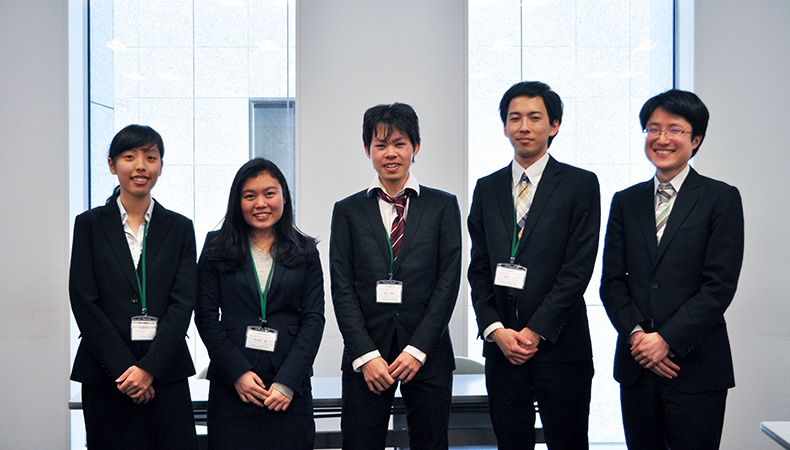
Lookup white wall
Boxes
[0,1,71,449]
[296,0,469,377]
[694,1,790,448]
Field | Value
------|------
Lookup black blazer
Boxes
[468,157,600,362]
[600,168,744,392]
[194,231,325,396]
[330,186,462,379]
[70,199,197,385]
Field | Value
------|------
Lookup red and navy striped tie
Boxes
[379,190,409,258]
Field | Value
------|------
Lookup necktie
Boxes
[515,174,530,239]
[655,182,675,244]
[379,190,409,258]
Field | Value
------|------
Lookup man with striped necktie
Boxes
[468,81,600,449]
[601,90,744,449]
[330,103,462,450]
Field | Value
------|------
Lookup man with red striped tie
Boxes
[330,102,462,450]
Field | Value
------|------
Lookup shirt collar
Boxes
[367,173,421,198]
[117,195,155,225]
[653,164,690,193]
[511,152,550,188]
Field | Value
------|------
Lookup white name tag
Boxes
[131,316,158,341]
[245,326,278,352]
[494,263,527,289]
[376,279,403,303]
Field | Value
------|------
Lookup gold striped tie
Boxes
[516,174,530,239]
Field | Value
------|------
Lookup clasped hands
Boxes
[362,352,423,394]
[630,331,680,379]
[491,327,540,365]
[116,365,155,405]
[233,371,291,411]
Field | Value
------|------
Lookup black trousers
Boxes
[82,378,197,450]
[485,353,594,450]
[620,370,727,450]
[340,370,453,450]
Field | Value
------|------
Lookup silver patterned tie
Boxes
[655,182,675,244]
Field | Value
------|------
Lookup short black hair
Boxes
[108,124,164,162]
[362,103,420,149]
[499,81,563,148]
[640,89,709,157]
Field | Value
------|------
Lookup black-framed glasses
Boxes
[643,128,693,138]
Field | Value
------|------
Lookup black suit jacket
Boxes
[600,168,744,392]
[330,186,462,379]
[194,232,325,396]
[468,157,600,362]
[70,199,197,385]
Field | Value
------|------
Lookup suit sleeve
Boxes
[69,214,138,378]
[136,219,198,379]
[272,251,326,395]
[600,192,649,338]
[527,171,601,343]
[194,237,255,387]
[406,195,462,356]
[659,186,744,358]
[467,180,502,334]
[329,201,380,362]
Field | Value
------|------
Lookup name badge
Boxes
[131,316,158,341]
[245,326,278,352]
[494,263,527,289]
[376,279,403,303]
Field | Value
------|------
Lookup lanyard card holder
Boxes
[131,315,158,341]
[246,326,278,352]
[376,279,403,303]
[494,263,527,289]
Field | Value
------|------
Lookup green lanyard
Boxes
[509,195,520,264]
[250,246,275,325]
[385,232,396,279]
[134,222,149,315]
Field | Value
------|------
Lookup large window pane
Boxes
[469,0,674,443]
[78,1,295,446]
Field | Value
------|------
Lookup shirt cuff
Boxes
[403,345,427,364]
[352,350,381,372]
[483,322,504,342]
[271,382,294,400]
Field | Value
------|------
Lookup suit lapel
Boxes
[99,200,139,292]
[492,166,516,247]
[516,157,560,256]
[637,180,660,265]
[143,201,173,275]
[361,191,395,264]
[398,189,427,259]
[656,168,702,259]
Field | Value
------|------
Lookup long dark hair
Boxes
[202,158,317,271]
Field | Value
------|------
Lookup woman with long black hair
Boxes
[195,158,325,449]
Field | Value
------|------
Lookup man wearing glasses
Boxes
[601,89,744,449]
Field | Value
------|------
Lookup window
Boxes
[468,0,675,443]
[75,1,295,446]
[250,98,296,195]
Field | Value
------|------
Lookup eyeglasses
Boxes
[643,128,693,138]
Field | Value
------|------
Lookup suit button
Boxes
[507,293,515,300]
[131,295,139,304]
[393,311,399,317]
[650,282,658,290]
